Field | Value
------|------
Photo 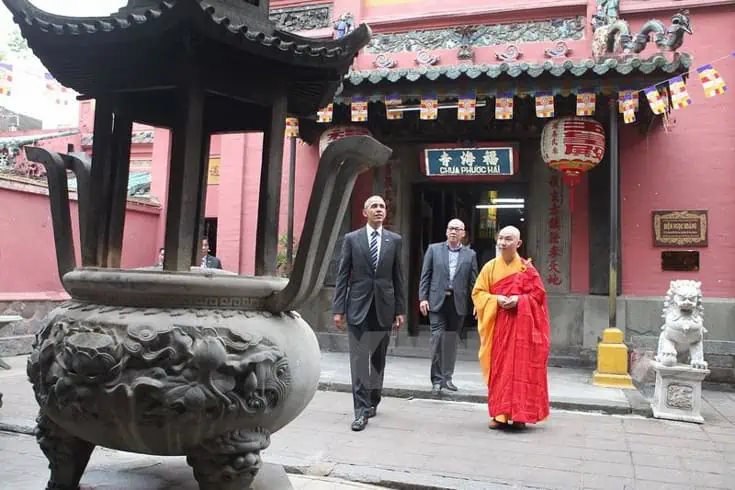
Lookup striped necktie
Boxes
[369,230,379,269]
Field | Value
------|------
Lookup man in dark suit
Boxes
[419,219,478,395]
[200,238,223,269]
[333,195,406,431]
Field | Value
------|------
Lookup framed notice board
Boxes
[652,210,707,247]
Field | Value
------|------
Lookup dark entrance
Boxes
[408,182,528,333]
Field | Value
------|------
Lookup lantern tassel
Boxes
[562,172,582,212]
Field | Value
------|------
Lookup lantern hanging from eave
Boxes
[318,125,372,156]
[540,116,605,210]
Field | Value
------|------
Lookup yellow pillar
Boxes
[592,328,635,389]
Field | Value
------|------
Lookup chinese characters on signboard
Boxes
[546,173,562,286]
[207,157,220,185]
[424,147,514,178]
[652,210,708,247]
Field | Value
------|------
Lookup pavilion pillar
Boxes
[163,82,206,271]
[86,96,114,267]
[592,98,634,389]
[105,106,133,268]
[255,96,287,276]
[193,132,212,266]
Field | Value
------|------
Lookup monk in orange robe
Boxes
[472,226,550,430]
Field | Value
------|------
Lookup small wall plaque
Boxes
[653,210,707,247]
[661,251,699,272]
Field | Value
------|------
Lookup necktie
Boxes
[369,230,379,269]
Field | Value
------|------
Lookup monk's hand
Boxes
[419,300,429,316]
[506,296,519,309]
[472,306,477,319]
[334,314,346,331]
[497,295,508,308]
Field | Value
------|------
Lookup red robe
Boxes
[489,264,551,423]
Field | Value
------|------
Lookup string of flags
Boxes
[0,63,76,105]
[316,51,734,125]
[44,73,73,105]
[0,63,14,96]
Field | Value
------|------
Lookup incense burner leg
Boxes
[187,429,269,490]
[36,412,95,490]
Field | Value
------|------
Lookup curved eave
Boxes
[2,0,370,69]
[346,54,693,86]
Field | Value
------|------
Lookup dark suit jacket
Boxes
[203,254,222,269]
[418,242,478,316]
[333,227,406,329]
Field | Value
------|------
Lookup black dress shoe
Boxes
[431,384,442,395]
[443,380,458,392]
[366,406,376,418]
[351,416,368,431]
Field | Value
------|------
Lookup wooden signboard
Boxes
[652,210,707,247]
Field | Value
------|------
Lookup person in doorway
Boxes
[333,195,406,432]
[155,247,165,267]
[472,226,550,430]
[418,219,478,395]
[200,238,222,269]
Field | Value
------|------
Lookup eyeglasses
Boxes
[447,226,464,231]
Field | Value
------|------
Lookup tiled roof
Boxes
[3,0,370,65]
[345,54,692,86]
[81,131,154,147]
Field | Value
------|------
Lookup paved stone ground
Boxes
[2,354,735,489]
[319,351,633,411]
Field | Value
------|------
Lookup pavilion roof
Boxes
[4,0,368,67]
[2,0,371,122]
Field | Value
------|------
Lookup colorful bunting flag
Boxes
[669,76,691,110]
[284,117,299,138]
[0,63,12,97]
[645,86,667,115]
[385,94,403,120]
[697,64,728,98]
[535,92,554,118]
[457,91,476,121]
[622,94,636,124]
[317,103,333,123]
[495,93,513,120]
[44,73,72,105]
[618,90,639,113]
[420,93,438,120]
[576,92,596,116]
[351,96,368,122]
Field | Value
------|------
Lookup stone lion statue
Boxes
[656,280,707,369]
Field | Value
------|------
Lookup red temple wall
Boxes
[0,182,160,295]
[619,6,735,297]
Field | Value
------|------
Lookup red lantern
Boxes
[540,117,605,209]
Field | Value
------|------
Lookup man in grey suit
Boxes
[333,195,406,432]
[419,218,478,395]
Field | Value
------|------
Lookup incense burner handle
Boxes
[25,147,91,287]
[267,135,392,312]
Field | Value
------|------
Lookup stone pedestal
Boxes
[651,362,709,424]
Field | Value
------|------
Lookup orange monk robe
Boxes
[472,254,525,384]
[472,253,551,424]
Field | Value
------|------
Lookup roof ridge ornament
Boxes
[592,7,692,60]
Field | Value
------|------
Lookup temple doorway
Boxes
[408,182,528,330]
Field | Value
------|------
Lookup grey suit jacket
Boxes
[418,242,478,316]
[333,228,406,329]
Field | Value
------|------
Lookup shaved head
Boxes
[498,225,521,240]
[497,226,522,262]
